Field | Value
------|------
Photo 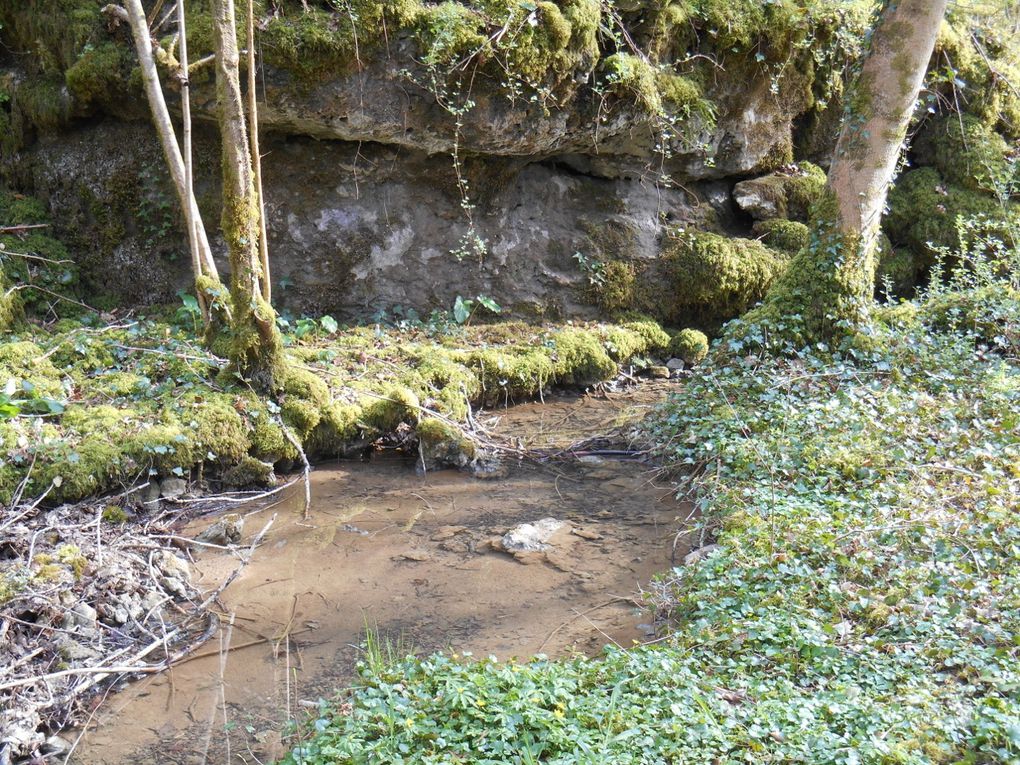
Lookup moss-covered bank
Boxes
[0,313,671,503]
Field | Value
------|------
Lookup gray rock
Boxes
[195,514,244,546]
[733,178,783,220]
[666,358,686,371]
[42,735,73,756]
[142,480,161,505]
[60,601,98,632]
[56,638,100,662]
[159,477,188,499]
[498,518,567,553]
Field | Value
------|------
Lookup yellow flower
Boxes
[553,709,565,719]
[475,699,486,707]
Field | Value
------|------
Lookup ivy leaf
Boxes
[453,296,472,325]
[319,315,339,334]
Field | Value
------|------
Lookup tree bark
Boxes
[247,0,272,304]
[115,1,221,289]
[827,0,949,252]
[211,0,285,391]
[754,0,948,341]
[176,0,208,322]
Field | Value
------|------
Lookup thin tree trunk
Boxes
[177,0,208,323]
[114,1,222,288]
[754,0,948,341]
[247,0,272,303]
[211,0,285,391]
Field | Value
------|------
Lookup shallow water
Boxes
[71,384,689,765]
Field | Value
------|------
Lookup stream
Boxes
[70,382,690,765]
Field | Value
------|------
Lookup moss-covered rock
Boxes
[669,328,709,366]
[913,115,1015,194]
[221,455,276,488]
[361,385,420,432]
[885,167,1018,263]
[416,417,476,470]
[662,230,788,325]
[586,260,636,313]
[732,162,827,222]
[932,15,1020,139]
[0,342,65,398]
[752,219,810,253]
[551,327,617,384]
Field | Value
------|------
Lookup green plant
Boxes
[452,294,501,325]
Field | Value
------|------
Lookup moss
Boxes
[587,260,636,313]
[885,167,1018,263]
[278,365,331,437]
[361,385,420,432]
[459,346,556,402]
[752,219,810,253]
[933,15,1020,139]
[102,505,129,523]
[65,41,132,114]
[55,543,88,579]
[178,392,251,463]
[0,191,49,224]
[662,230,788,325]
[601,53,662,114]
[12,77,71,132]
[0,230,81,317]
[745,190,874,344]
[249,408,299,463]
[670,328,709,366]
[618,319,671,355]
[0,342,65,398]
[551,327,616,385]
[875,247,922,297]
[912,115,1015,194]
[0,569,27,605]
[307,402,363,454]
[416,2,488,68]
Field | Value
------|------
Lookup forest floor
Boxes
[279,284,1020,764]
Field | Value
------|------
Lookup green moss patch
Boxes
[885,167,1019,265]
[661,229,788,326]
[913,115,1016,194]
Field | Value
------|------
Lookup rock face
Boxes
[12,119,718,319]
[0,0,856,323]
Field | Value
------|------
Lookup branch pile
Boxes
[0,493,214,763]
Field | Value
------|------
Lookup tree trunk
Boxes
[755,0,948,341]
[247,0,272,304]
[114,1,221,293]
[211,0,285,391]
[177,0,208,322]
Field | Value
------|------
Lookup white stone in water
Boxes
[499,518,566,553]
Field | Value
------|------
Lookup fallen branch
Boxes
[0,223,52,234]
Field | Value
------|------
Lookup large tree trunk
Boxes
[211,0,285,391]
[755,0,948,341]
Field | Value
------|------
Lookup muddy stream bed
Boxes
[70,381,690,764]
